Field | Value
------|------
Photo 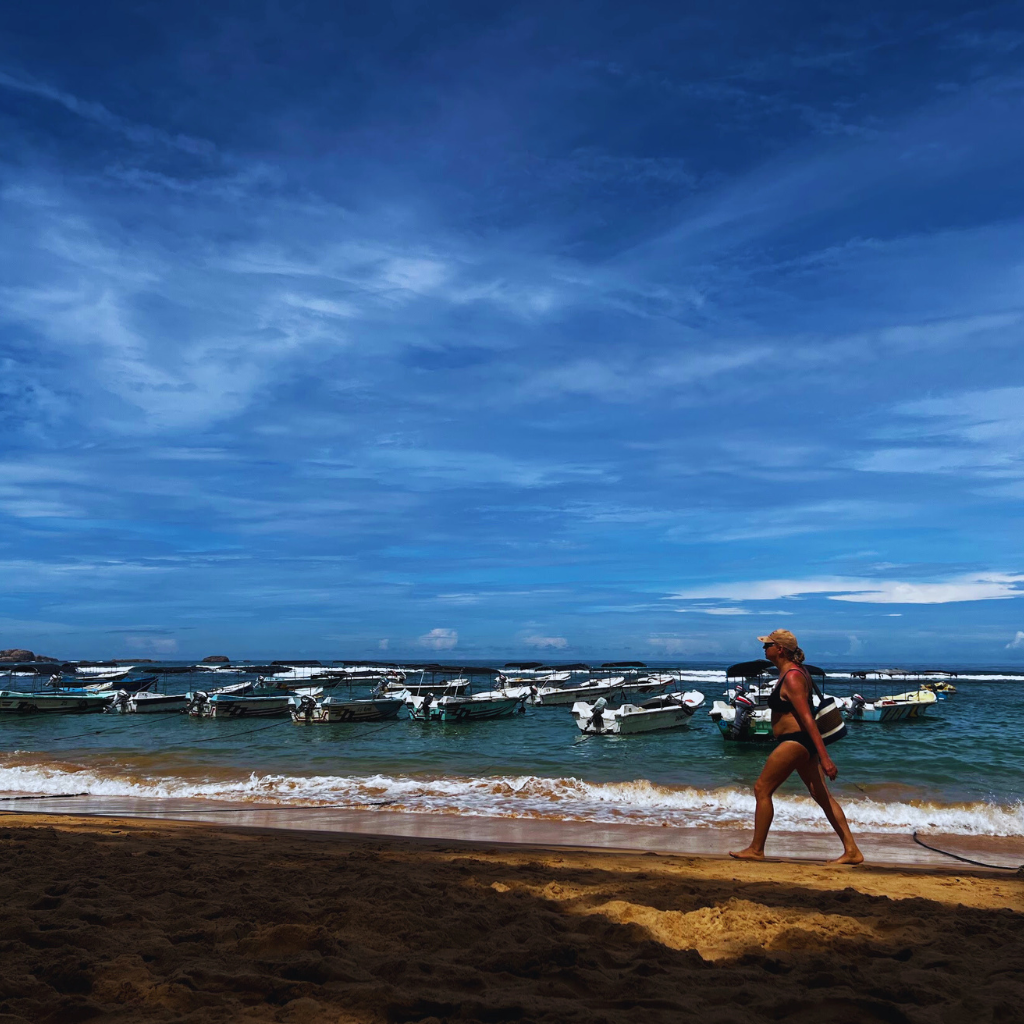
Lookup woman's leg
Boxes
[730,741,809,860]
[795,760,864,865]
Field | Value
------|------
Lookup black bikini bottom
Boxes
[775,731,818,758]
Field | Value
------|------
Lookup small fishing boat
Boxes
[710,696,776,742]
[187,678,295,718]
[919,681,957,695]
[405,691,525,721]
[106,690,191,714]
[572,690,706,735]
[0,690,110,714]
[380,676,469,697]
[710,663,832,742]
[291,693,405,723]
[66,662,138,679]
[529,676,629,706]
[841,689,937,722]
[79,674,158,693]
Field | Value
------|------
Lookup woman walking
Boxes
[730,629,863,864]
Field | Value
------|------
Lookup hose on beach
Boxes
[912,831,1024,874]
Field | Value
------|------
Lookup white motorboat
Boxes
[473,681,534,701]
[0,690,110,714]
[530,676,627,706]
[106,690,190,714]
[67,662,138,679]
[291,694,405,723]
[381,676,469,697]
[187,684,295,718]
[572,691,705,735]
[841,689,937,722]
[405,691,525,721]
[531,673,673,706]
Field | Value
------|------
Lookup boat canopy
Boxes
[504,662,544,669]
[726,660,773,679]
[727,659,826,681]
[414,664,500,675]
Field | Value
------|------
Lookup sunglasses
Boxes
[763,642,776,651]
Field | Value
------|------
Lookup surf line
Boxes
[912,831,1024,874]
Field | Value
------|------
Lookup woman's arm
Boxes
[781,669,838,780]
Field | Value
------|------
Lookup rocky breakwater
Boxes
[0,649,58,663]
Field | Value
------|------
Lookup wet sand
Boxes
[0,814,1021,1023]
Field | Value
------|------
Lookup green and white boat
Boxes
[0,690,110,714]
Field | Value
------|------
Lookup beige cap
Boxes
[757,628,799,651]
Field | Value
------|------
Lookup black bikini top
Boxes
[767,668,807,714]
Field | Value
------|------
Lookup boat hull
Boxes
[573,705,695,735]
[0,691,110,714]
[293,698,404,723]
[190,695,294,718]
[410,696,525,721]
[845,703,932,722]
[127,693,190,713]
[713,712,776,742]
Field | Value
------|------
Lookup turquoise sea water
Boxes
[1,664,1022,835]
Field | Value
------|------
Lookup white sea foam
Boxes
[1,761,1021,836]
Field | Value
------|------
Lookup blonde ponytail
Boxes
[792,646,806,664]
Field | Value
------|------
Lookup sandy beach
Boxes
[0,814,1021,1023]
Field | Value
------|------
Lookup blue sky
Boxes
[2,0,1024,663]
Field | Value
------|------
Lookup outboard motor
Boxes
[107,689,131,714]
[591,696,608,733]
[851,693,866,711]
[296,694,318,721]
[187,691,209,716]
[730,694,756,738]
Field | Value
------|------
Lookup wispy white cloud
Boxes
[522,347,769,402]
[522,634,568,649]
[646,634,723,656]
[1006,631,1024,650]
[0,69,216,157]
[853,385,1024,479]
[667,573,1024,605]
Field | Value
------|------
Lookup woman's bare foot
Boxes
[729,847,765,860]
[827,848,864,865]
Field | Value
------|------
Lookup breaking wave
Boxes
[0,761,1021,836]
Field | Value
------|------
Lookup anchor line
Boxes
[912,831,1024,873]
[0,792,89,801]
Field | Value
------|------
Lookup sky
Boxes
[1,0,1023,665]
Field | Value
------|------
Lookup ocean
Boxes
[1,664,1022,837]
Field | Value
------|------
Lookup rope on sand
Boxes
[0,792,88,801]
[912,831,1024,874]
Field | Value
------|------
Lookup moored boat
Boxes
[106,690,191,714]
[291,693,405,723]
[841,689,937,722]
[572,690,706,735]
[187,681,295,718]
[711,698,776,742]
[0,690,110,714]
[405,691,525,721]
[529,676,628,706]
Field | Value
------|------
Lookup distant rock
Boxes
[0,649,58,663]
[201,655,231,664]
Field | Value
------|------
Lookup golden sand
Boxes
[0,815,1021,1023]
